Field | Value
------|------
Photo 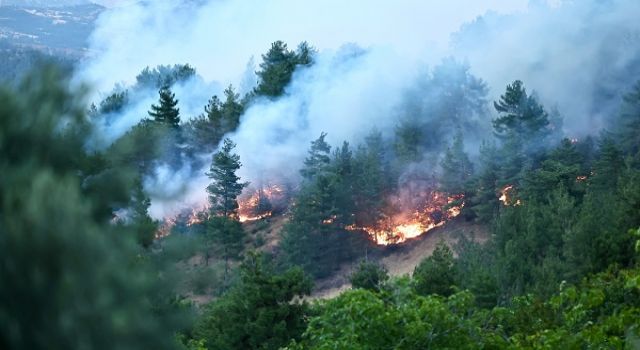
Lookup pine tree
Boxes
[523,138,584,202]
[493,80,549,142]
[136,64,196,90]
[590,135,624,191]
[352,131,387,226]
[329,141,355,227]
[254,41,298,97]
[350,260,389,292]
[206,138,248,218]
[253,41,316,98]
[615,81,640,164]
[220,84,243,133]
[470,140,500,223]
[497,136,527,187]
[148,86,180,128]
[295,41,315,67]
[183,96,222,155]
[205,138,248,281]
[394,118,423,164]
[0,66,187,350]
[300,132,331,180]
[440,131,473,194]
[129,177,157,248]
[207,216,245,282]
[99,89,128,115]
[204,95,223,130]
[281,134,360,278]
[413,241,458,297]
[194,253,312,350]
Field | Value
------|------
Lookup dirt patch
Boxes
[309,219,488,299]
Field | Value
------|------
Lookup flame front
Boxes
[238,184,286,223]
[347,192,464,245]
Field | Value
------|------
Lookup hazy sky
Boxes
[81,0,531,91]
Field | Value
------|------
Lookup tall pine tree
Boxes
[206,138,248,282]
[148,86,180,128]
[493,80,549,143]
[254,41,316,98]
[300,132,331,180]
[206,138,248,218]
[440,131,473,194]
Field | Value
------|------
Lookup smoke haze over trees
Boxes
[2,0,640,349]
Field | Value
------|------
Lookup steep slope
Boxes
[310,219,489,299]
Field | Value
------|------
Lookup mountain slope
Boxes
[0,3,102,53]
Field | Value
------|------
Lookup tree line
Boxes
[1,38,640,349]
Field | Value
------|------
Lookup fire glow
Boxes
[499,185,521,206]
[154,183,464,246]
[238,184,286,223]
[347,192,465,246]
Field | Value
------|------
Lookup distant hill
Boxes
[1,1,95,7]
[0,2,102,84]
[0,3,103,54]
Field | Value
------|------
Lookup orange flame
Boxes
[186,204,210,226]
[238,184,286,222]
[155,216,176,239]
[347,193,464,245]
[499,185,522,206]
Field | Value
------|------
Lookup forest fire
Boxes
[347,192,465,245]
[152,185,288,238]
[186,204,210,226]
[499,185,521,206]
[154,204,209,238]
[238,184,288,222]
[155,216,176,239]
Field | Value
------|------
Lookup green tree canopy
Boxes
[440,131,473,194]
[0,66,188,350]
[254,41,316,98]
[493,80,550,142]
[300,132,331,180]
[350,260,389,292]
[148,86,180,128]
[413,241,458,297]
[194,253,312,350]
[206,138,248,218]
[135,64,196,90]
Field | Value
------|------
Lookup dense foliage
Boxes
[0,67,191,349]
[2,38,640,349]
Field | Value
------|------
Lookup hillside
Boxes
[0,3,102,54]
[3,1,640,349]
[308,218,489,299]
[177,214,489,304]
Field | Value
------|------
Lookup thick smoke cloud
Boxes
[452,0,640,136]
[77,0,640,219]
[231,46,417,183]
[79,0,528,92]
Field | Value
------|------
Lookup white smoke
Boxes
[77,0,640,219]
[452,0,640,136]
[79,0,528,92]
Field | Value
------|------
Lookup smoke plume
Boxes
[76,0,640,219]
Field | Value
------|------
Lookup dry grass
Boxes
[177,214,489,304]
[309,219,489,299]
